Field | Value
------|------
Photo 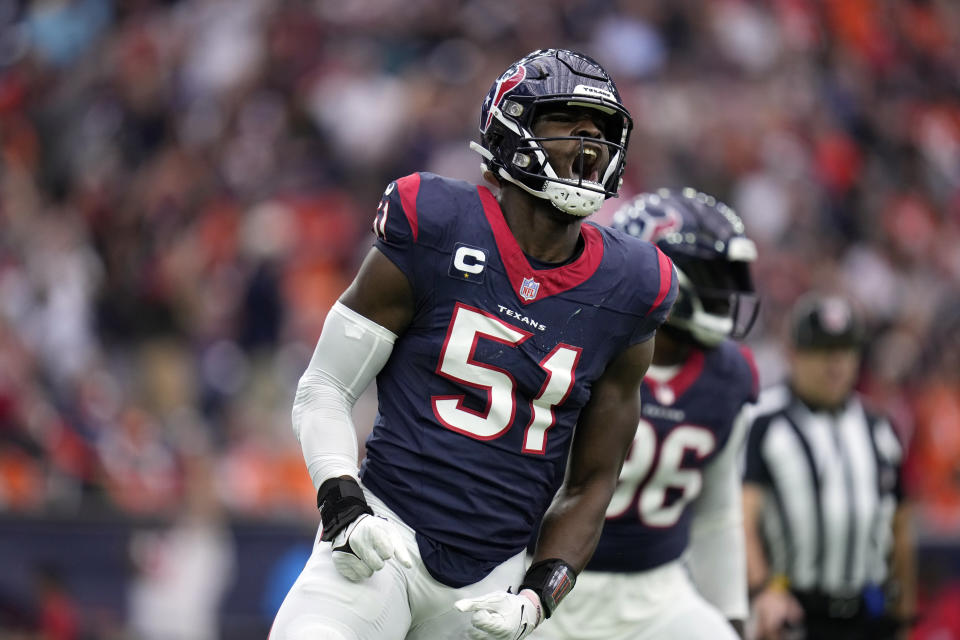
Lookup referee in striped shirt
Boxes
[742,294,916,640]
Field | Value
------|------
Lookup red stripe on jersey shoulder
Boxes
[738,344,760,401]
[396,173,421,242]
[671,348,706,398]
[647,246,674,314]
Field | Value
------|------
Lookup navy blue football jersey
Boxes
[359,172,677,588]
[586,340,758,573]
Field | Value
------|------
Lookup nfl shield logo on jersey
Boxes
[519,277,540,301]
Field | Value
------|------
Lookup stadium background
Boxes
[1,0,959,637]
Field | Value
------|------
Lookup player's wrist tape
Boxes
[519,558,577,619]
[317,477,373,542]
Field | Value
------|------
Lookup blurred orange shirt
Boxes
[909,382,960,528]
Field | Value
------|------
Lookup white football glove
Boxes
[455,589,543,640]
[331,513,413,581]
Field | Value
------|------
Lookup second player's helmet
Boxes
[470,49,633,217]
[612,188,760,346]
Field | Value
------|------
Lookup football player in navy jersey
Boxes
[531,189,760,640]
[270,49,678,640]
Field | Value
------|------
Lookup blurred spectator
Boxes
[32,565,79,640]
[912,580,960,640]
[127,453,235,640]
[905,302,960,535]
[26,0,112,69]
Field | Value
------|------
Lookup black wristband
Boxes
[317,477,373,542]
[519,558,577,619]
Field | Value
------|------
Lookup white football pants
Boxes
[269,488,527,640]
[530,560,740,640]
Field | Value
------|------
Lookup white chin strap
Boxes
[541,179,604,217]
[539,159,607,216]
[469,141,605,217]
[674,311,733,347]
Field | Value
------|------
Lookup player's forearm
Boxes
[741,484,771,592]
[532,475,616,571]
[689,447,749,619]
[689,515,748,619]
[531,340,651,569]
[293,377,361,486]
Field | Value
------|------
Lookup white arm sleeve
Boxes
[686,406,751,620]
[292,301,397,490]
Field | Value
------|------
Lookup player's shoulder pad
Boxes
[594,223,678,317]
[373,172,480,249]
[712,341,761,404]
[743,385,790,452]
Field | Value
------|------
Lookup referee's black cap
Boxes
[790,293,865,350]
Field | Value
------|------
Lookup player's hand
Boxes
[330,513,413,581]
[752,586,804,640]
[455,589,542,640]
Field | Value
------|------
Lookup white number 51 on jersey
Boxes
[432,303,580,454]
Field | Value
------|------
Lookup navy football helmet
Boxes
[470,49,633,217]
[612,188,759,346]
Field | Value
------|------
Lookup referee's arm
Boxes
[741,415,804,640]
[688,408,753,637]
[742,482,770,593]
[887,426,916,636]
[891,502,917,636]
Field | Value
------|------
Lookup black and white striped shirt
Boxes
[742,384,903,597]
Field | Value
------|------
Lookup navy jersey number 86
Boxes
[589,343,758,572]
[607,418,717,528]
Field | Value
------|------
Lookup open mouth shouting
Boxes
[569,144,606,185]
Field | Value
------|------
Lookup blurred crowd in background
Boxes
[1,0,960,637]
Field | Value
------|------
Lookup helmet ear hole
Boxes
[482,129,508,171]
[669,279,695,325]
